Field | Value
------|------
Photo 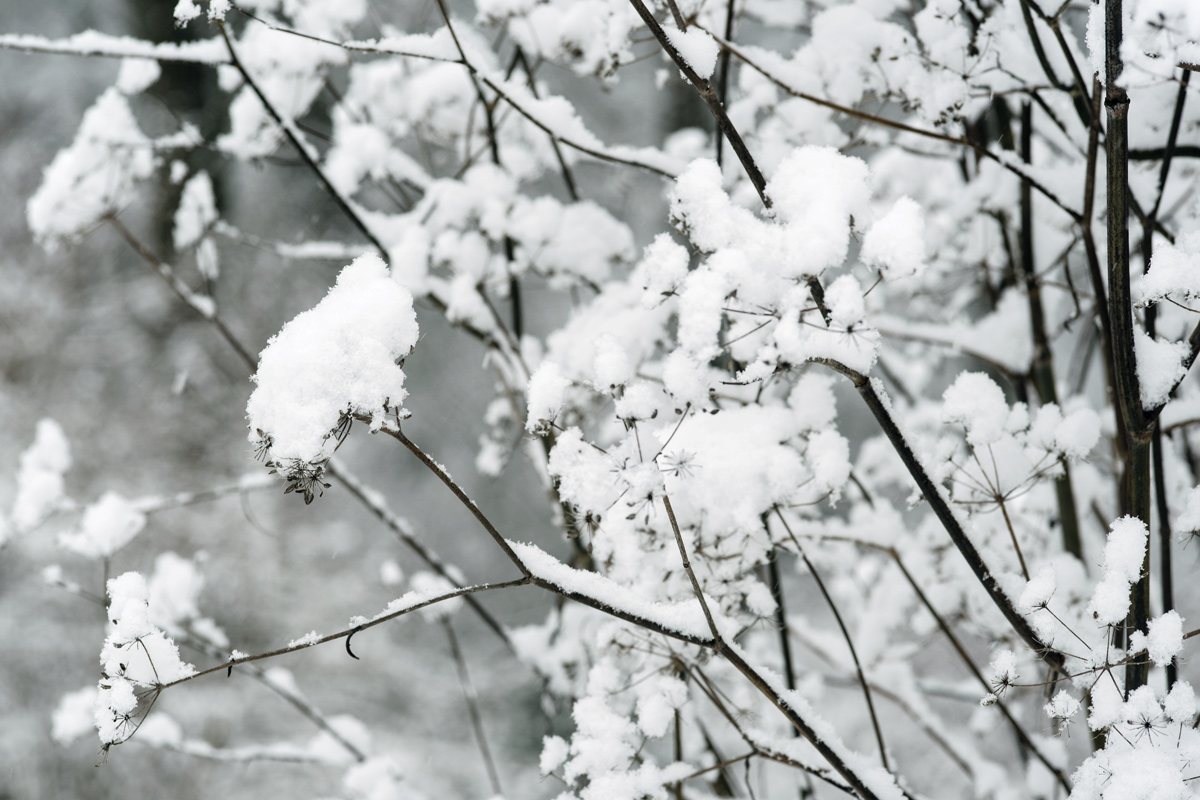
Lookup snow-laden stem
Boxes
[158,578,531,689]
[180,630,367,762]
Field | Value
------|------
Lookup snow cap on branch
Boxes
[246,255,418,466]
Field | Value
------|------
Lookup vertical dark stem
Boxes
[673,709,684,800]
[1140,70,1188,691]
[766,554,797,693]
[1152,429,1177,688]
[1104,0,1151,692]
[714,0,735,168]
[775,511,889,772]
[1018,102,1083,560]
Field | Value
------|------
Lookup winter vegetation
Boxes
[4,0,1200,797]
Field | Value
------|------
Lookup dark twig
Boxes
[216,21,389,259]
[444,619,504,796]
[774,510,890,772]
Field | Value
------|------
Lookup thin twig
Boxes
[444,619,504,796]
[774,510,890,771]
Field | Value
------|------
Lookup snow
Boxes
[0,31,227,64]
[591,334,633,389]
[788,372,838,431]
[540,734,570,774]
[115,58,160,94]
[663,26,719,80]
[825,274,866,328]
[1128,610,1183,666]
[147,552,204,629]
[1088,516,1148,626]
[408,572,463,621]
[1135,230,1200,305]
[1043,691,1080,723]
[1175,486,1200,532]
[508,539,719,641]
[174,0,229,24]
[526,361,571,434]
[173,171,217,252]
[247,255,418,465]
[27,88,157,249]
[96,572,194,744]
[766,147,871,276]
[11,418,71,533]
[287,631,320,648]
[807,429,851,498]
[59,492,146,559]
[941,372,1009,447]
[52,686,98,744]
[635,234,689,307]
[1018,564,1056,614]
[1165,681,1197,724]
[986,649,1019,696]
[1135,328,1190,408]
[1050,406,1101,460]
[861,196,926,278]
[663,405,806,533]
[635,675,687,737]
[379,559,404,586]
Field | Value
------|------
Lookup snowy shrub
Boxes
[5,0,1200,797]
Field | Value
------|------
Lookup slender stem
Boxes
[714,0,736,168]
[888,551,1072,793]
[775,511,890,772]
[444,619,504,796]
[1152,428,1177,688]
[216,22,389,260]
[513,48,580,201]
[626,0,768,206]
[109,217,257,369]
[766,554,797,693]
[997,499,1031,580]
[382,424,532,576]
[330,462,515,650]
[160,579,531,688]
[661,490,721,639]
